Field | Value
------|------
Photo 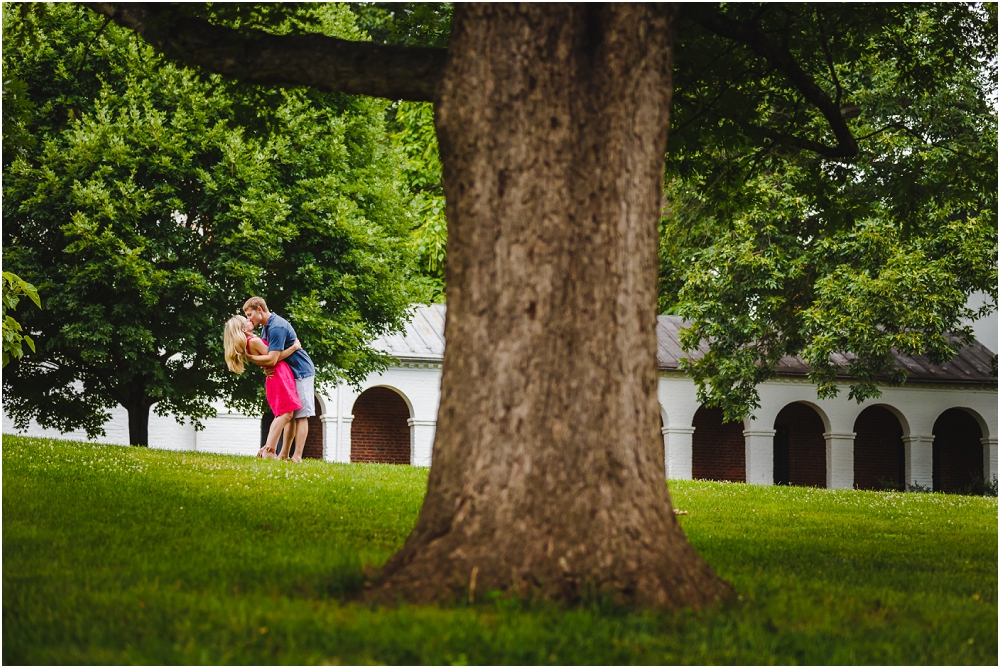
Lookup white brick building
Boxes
[5,304,997,492]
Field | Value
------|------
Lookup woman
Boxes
[224,315,302,459]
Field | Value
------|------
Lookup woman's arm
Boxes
[245,336,274,367]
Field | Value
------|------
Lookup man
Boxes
[243,296,315,462]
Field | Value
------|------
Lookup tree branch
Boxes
[690,7,859,159]
[81,3,447,102]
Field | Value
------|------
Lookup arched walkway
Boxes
[773,403,826,487]
[933,408,984,493]
[692,406,745,482]
[853,406,904,491]
[351,387,411,464]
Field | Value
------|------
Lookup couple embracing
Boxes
[223,297,315,461]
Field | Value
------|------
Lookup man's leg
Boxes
[292,417,309,462]
[279,421,295,460]
[291,374,316,463]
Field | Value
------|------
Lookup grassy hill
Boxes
[3,435,996,664]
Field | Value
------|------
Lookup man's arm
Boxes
[278,339,302,361]
[246,350,281,367]
[246,339,301,370]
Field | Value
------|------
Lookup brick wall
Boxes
[692,407,745,482]
[775,403,826,487]
[933,408,983,493]
[351,387,411,464]
[853,406,904,491]
[304,397,324,459]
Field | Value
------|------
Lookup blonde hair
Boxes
[224,315,250,374]
[243,296,268,313]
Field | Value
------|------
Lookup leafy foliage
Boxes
[2,3,417,440]
[346,3,451,303]
[348,2,453,49]
[391,101,447,302]
[1,272,42,368]
[662,3,998,420]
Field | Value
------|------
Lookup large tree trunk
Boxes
[379,4,732,608]
[125,393,151,447]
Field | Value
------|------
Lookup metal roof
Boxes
[656,315,997,385]
[373,305,998,385]
[371,303,447,362]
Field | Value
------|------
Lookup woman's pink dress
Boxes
[251,335,302,416]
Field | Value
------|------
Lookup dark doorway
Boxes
[692,406,745,482]
[932,408,984,493]
[351,387,411,464]
[853,406,905,491]
[773,424,790,485]
[772,403,826,487]
[303,396,324,459]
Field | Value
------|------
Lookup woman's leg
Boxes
[279,420,297,460]
[261,411,293,457]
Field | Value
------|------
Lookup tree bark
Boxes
[125,395,151,447]
[378,3,733,608]
[81,3,445,101]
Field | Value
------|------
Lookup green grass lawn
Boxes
[3,434,997,665]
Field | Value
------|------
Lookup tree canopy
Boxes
[2,3,419,444]
[661,3,998,420]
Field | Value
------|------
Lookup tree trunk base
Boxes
[373,498,734,609]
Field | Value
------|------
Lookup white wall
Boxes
[2,400,260,456]
[5,362,996,488]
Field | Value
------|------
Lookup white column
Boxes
[337,415,354,463]
[408,418,436,467]
[662,427,694,479]
[744,429,776,485]
[903,434,934,490]
[824,432,856,489]
[334,384,343,462]
[321,414,337,462]
[982,437,998,482]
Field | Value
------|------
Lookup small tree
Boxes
[2,3,417,445]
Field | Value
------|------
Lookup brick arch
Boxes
[773,402,826,487]
[933,408,984,493]
[692,406,745,482]
[351,387,411,464]
[853,405,904,491]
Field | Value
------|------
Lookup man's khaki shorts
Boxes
[293,375,316,418]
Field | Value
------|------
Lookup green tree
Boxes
[2,272,42,368]
[2,3,417,445]
[70,2,999,608]
[660,3,998,421]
